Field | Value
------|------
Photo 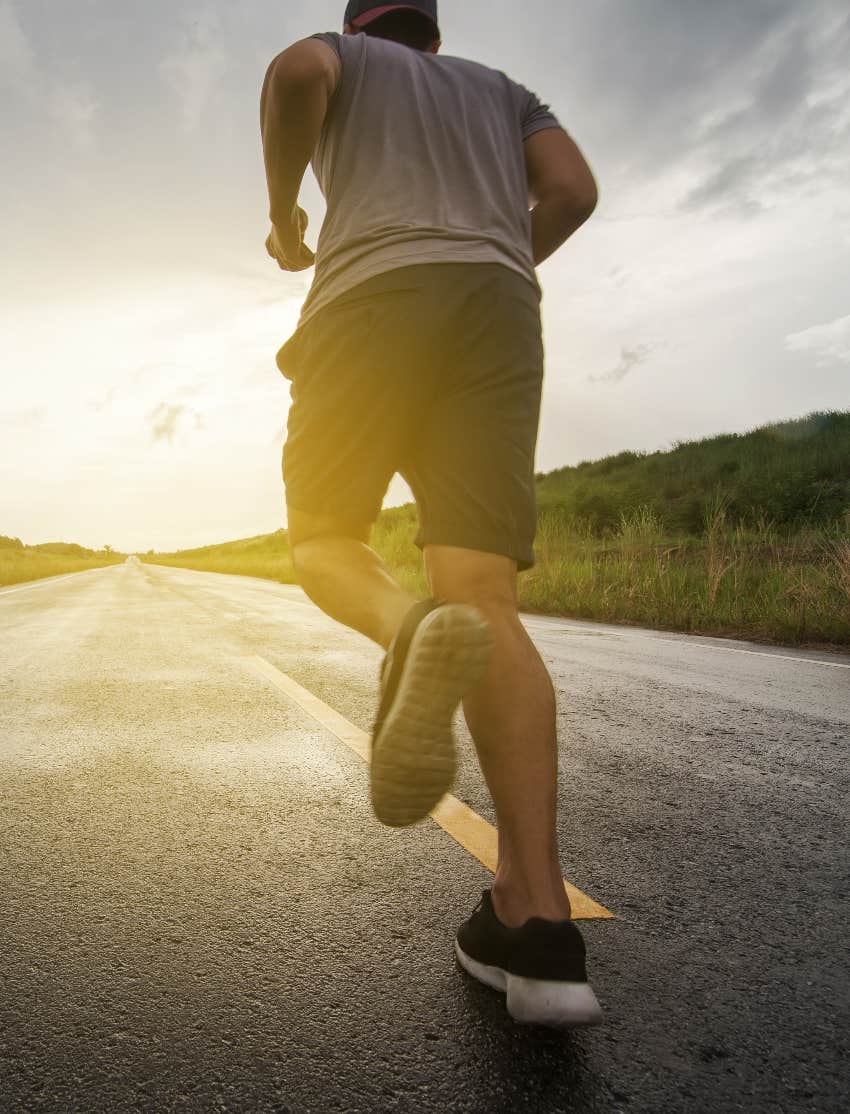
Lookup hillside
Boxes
[534,410,850,535]
[0,536,124,588]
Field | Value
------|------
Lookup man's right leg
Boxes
[425,544,572,929]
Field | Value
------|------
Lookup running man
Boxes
[261,0,600,1026]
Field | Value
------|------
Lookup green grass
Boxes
[144,411,850,648]
[0,537,124,587]
[526,511,850,645]
[146,531,296,584]
[364,504,850,647]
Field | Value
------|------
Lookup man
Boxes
[261,0,600,1027]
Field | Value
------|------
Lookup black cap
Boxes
[343,1,439,35]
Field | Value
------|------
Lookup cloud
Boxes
[549,0,850,218]
[681,155,765,217]
[0,405,46,428]
[159,11,228,131]
[785,314,850,366]
[50,82,99,151]
[589,344,655,385]
[677,10,850,215]
[92,386,118,413]
[148,403,193,444]
[0,2,98,151]
[0,0,34,94]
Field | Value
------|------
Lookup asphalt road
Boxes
[1,561,848,1113]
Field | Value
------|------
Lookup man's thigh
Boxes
[404,266,544,572]
[282,273,435,527]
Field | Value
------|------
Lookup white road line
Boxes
[0,567,110,600]
[648,637,850,670]
[523,619,850,670]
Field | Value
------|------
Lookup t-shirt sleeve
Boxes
[310,31,342,58]
[513,81,563,140]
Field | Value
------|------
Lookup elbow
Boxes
[538,183,598,224]
[583,171,600,215]
[534,168,599,221]
[574,182,599,222]
[563,171,599,220]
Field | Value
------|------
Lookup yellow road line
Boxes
[245,653,613,920]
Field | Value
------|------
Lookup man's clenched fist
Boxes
[266,206,315,272]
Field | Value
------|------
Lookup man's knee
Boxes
[287,507,371,576]
[424,545,518,615]
[290,538,317,585]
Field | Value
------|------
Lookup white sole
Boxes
[370,604,493,827]
[455,940,604,1028]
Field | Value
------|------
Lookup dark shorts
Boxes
[280,262,544,570]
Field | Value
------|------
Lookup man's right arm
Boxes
[524,129,598,266]
[261,38,340,270]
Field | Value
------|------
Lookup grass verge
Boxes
[0,550,124,588]
[148,504,850,649]
[149,551,297,583]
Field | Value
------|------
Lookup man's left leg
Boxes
[281,266,494,823]
[288,506,416,650]
[289,504,492,828]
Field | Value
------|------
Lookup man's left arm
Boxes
[261,38,340,271]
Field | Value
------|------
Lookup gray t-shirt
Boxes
[287,31,562,339]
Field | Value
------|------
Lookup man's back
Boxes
[298,31,561,330]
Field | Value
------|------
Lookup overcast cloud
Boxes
[786,315,850,367]
[1,0,848,550]
[589,344,656,386]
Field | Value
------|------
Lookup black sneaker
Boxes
[455,890,604,1027]
[370,598,493,827]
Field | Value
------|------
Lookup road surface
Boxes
[1,561,848,1113]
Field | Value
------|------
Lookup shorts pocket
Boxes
[276,330,302,380]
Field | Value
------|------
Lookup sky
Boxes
[1,0,848,552]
